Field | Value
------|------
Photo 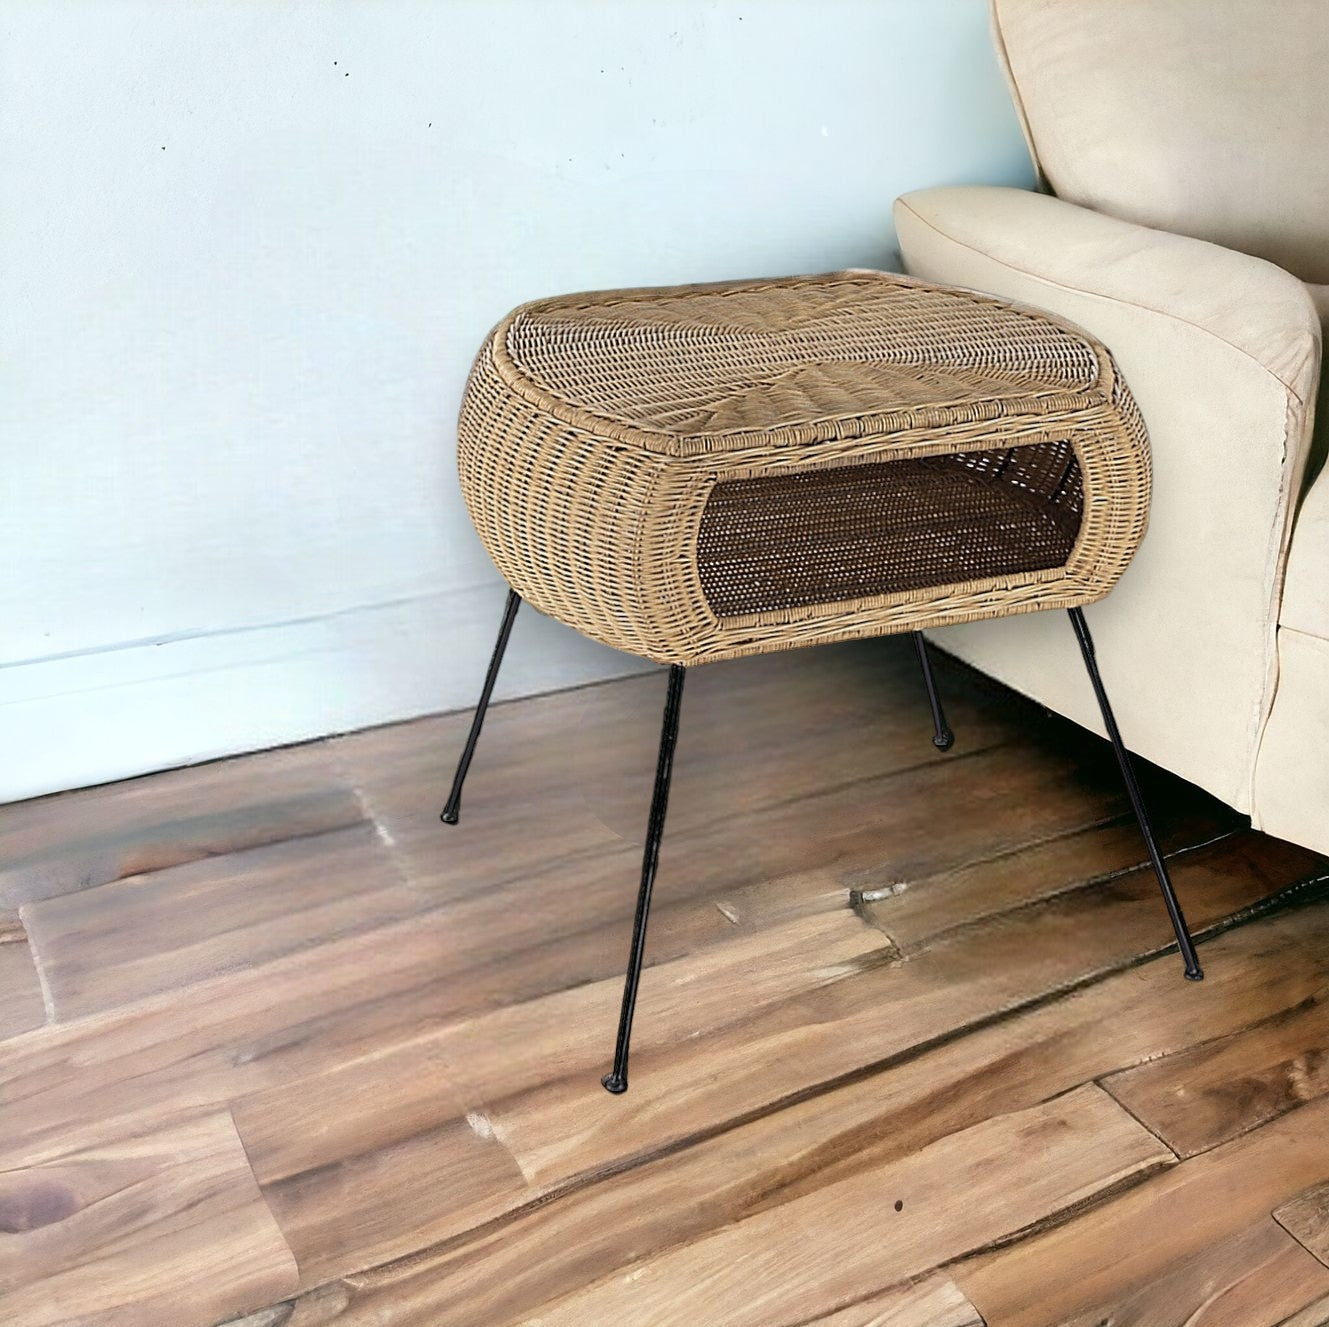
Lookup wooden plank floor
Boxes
[2,636,1328,1327]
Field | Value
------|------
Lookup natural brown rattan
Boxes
[457,272,1149,665]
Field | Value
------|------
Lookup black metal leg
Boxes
[603,664,687,1095]
[1068,607,1204,980]
[912,631,954,751]
[440,589,521,825]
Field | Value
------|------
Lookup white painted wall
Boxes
[0,0,1032,802]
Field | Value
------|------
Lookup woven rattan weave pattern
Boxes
[457,271,1149,664]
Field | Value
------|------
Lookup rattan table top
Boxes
[491,271,1110,458]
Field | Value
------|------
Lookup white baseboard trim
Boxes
[0,583,652,804]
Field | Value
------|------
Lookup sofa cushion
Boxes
[992,0,1329,284]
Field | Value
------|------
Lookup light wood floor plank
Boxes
[1005,1219,1329,1327]
[333,641,1174,948]
[1277,1296,1329,1327]
[482,833,1307,1191]
[957,1094,1329,1326]
[0,1109,298,1327]
[21,823,425,1022]
[700,893,1329,1218]
[0,906,482,1164]
[0,820,1293,1273]
[246,1083,531,1291]
[405,736,1191,1008]
[801,1277,984,1326]
[0,720,1215,1167]
[1276,1182,1329,1268]
[227,908,884,1284]
[429,908,889,1107]
[1102,987,1329,1158]
[0,741,361,911]
[216,1308,297,1327]
[0,915,46,1040]
[273,901,1329,1327]
[4,638,1326,1326]
[509,1085,1168,1327]
[330,642,1031,893]
[856,798,1237,954]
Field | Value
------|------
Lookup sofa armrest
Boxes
[893,186,1322,812]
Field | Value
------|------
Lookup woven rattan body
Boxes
[457,272,1149,665]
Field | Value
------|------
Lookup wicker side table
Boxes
[442,272,1201,1094]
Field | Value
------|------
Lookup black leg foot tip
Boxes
[933,731,954,751]
[601,1072,628,1095]
[1185,965,1205,982]
[440,806,460,825]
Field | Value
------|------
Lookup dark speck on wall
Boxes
[894,1199,903,1212]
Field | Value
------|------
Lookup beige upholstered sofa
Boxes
[896,0,1329,855]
